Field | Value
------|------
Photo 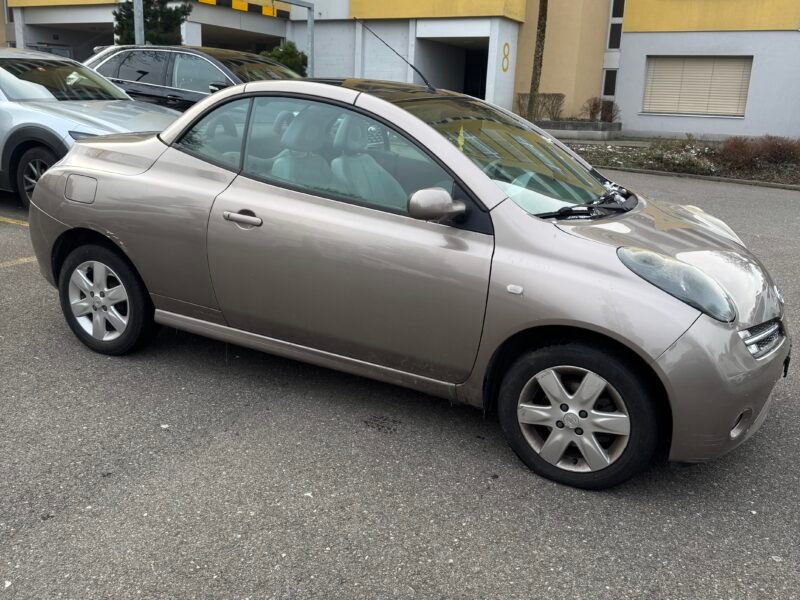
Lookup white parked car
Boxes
[0,48,178,207]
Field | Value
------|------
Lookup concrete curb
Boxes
[596,165,800,192]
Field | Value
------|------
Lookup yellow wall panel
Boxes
[514,0,610,117]
[350,0,526,22]
[625,0,800,32]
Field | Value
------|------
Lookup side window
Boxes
[242,96,454,215]
[117,50,168,85]
[177,98,251,170]
[96,52,124,78]
[171,53,227,94]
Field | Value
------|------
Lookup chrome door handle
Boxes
[223,210,262,227]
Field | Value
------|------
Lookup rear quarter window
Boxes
[117,50,169,86]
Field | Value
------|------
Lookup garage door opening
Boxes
[23,23,113,61]
[414,37,488,99]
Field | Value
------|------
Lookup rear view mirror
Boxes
[209,81,230,94]
[408,187,466,221]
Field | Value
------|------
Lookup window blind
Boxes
[643,56,753,117]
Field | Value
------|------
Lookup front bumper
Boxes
[657,314,790,463]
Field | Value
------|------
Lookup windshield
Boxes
[398,97,607,215]
[219,56,300,83]
[0,58,128,102]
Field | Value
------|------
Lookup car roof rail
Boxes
[93,45,111,55]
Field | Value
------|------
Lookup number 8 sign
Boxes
[501,43,511,73]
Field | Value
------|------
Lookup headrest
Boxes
[280,106,336,153]
[333,115,369,155]
[273,110,294,135]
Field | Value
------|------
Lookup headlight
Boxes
[69,131,97,141]
[618,247,736,322]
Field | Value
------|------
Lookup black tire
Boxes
[16,146,56,209]
[497,342,659,490]
[58,244,156,355]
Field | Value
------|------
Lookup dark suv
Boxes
[84,46,300,112]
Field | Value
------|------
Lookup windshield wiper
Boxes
[535,202,628,220]
[592,189,634,210]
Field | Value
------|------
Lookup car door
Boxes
[133,96,252,314]
[111,49,170,106]
[164,52,232,111]
[206,95,494,383]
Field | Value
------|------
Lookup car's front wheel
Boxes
[498,342,659,489]
[16,146,56,209]
[58,244,156,355]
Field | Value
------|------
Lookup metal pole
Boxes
[133,0,145,45]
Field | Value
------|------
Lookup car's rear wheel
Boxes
[16,146,56,209]
[498,342,659,489]
[58,244,156,355]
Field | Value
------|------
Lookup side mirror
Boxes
[208,81,230,94]
[408,187,466,221]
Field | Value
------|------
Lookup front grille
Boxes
[738,319,785,359]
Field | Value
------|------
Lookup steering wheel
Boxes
[207,114,238,139]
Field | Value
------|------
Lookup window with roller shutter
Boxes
[642,56,753,117]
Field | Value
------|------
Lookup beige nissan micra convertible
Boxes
[29,79,791,488]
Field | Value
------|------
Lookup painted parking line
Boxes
[0,215,29,228]
[0,256,36,269]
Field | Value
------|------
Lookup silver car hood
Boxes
[557,197,784,327]
[24,100,178,134]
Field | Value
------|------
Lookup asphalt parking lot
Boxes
[0,170,797,599]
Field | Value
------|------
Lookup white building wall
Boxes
[485,17,518,109]
[289,20,356,78]
[290,0,349,21]
[361,20,410,82]
[617,30,800,138]
[287,12,521,109]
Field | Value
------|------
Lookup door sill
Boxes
[154,310,457,401]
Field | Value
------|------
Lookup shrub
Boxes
[264,41,307,77]
[755,136,800,165]
[648,135,717,176]
[515,92,565,120]
[717,136,758,172]
[515,93,530,116]
[718,136,800,173]
[600,100,620,123]
[537,93,565,120]
[580,96,603,121]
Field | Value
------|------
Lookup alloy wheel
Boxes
[517,366,631,472]
[22,158,50,203]
[68,261,130,342]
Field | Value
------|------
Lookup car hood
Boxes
[24,100,179,134]
[556,197,784,327]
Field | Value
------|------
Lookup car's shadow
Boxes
[113,324,774,497]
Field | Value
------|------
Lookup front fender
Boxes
[457,200,700,408]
